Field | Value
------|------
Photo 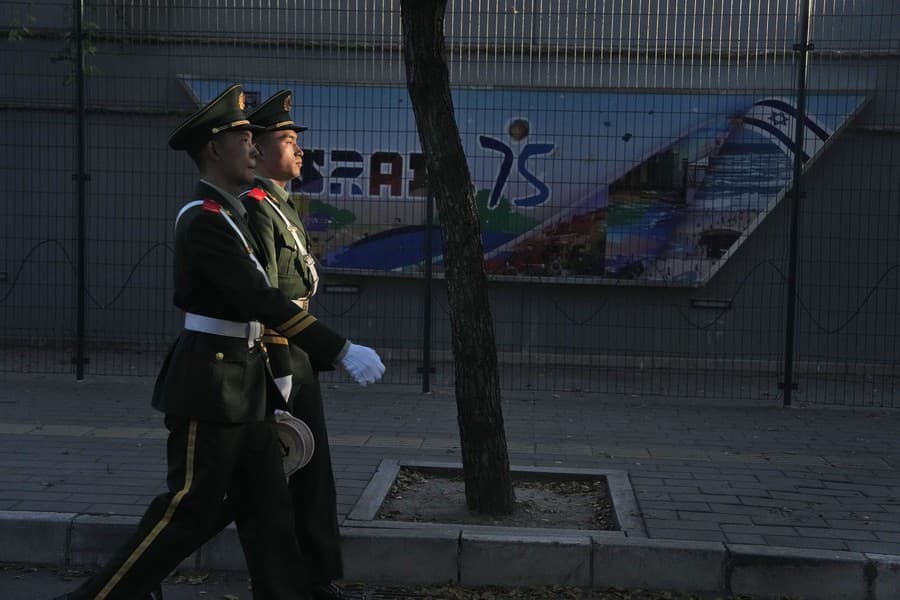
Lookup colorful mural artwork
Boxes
[183,78,868,286]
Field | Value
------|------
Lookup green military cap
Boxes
[246,89,308,133]
[168,83,262,151]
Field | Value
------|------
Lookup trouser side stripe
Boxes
[95,420,198,599]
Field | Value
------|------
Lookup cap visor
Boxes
[261,123,308,133]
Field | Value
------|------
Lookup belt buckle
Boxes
[248,321,263,347]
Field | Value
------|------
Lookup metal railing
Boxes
[1,1,897,407]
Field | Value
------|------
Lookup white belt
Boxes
[184,312,263,348]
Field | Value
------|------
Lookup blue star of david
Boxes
[768,110,789,126]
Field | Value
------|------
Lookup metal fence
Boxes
[1,1,898,407]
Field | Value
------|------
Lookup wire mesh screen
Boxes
[1,1,897,406]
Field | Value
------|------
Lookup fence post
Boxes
[421,189,435,392]
[73,0,88,380]
[782,0,814,407]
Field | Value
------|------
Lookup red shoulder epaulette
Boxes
[202,199,221,213]
[247,187,267,202]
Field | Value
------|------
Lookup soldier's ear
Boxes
[254,143,264,157]
[207,137,223,162]
[189,140,214,169]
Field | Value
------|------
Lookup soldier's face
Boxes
[212,130,258,186]
[255,131,303,183]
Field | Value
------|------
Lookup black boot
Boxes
[147,583,164,599]
[309,581,367,600]
[53,582,162,600]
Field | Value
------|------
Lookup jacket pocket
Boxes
[209,353,247,400]
[159,333,252,421]
[276,232,299,278]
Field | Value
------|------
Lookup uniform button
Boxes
[215,352,224,360]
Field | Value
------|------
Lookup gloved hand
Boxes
[339,342,385,386]
[273,409,291,421]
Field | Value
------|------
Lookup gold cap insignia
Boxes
[238,92,246,111]
[284,95,292,112]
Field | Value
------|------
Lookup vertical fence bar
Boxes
[74,0,87,380]
[781,0,813,407]
[421,189,435,393]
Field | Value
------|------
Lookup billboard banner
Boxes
[183,78,867,286]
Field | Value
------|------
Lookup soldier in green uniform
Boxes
[54,84,383,600]
[238,89,375,600]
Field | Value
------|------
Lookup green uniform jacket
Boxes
[152,181,346,423]
[240,177,321,380]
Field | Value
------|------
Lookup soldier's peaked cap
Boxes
[246,89,308,133]
[168,84,262,151]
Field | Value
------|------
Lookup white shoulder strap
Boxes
[263,196,319,298]
[175,200,271,286]
[175,200,204,229]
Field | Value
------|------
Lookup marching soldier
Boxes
[238,89,368,600]
[55,84,384,600]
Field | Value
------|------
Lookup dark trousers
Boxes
[287,376,344,584]
[67,417,309,600]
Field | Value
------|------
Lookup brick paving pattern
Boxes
[1,372,898,555]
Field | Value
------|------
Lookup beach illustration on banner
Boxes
[182,79,868,285]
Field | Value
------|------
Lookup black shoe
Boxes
[309,581,364,600]
[52,584,161,600]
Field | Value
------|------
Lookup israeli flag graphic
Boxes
[742,97,832,162]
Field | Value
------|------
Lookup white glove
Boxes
[273,409,291,421]
[339,342,385,386]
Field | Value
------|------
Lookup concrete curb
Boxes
[348,459,647,536]
[869,554,900,600]
[4,510,900,599]
[0,511,71,565]
[592,537,727,593]
[727,545,871,599]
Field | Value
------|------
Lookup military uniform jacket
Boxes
[241,177,322,380]
[152,180,346,423]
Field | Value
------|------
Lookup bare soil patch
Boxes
[377,467,616,530]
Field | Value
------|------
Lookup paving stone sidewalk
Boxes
[2,372,898,555]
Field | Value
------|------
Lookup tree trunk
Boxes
[400,0,514,515]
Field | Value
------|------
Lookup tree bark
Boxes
[400,0,514,515]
